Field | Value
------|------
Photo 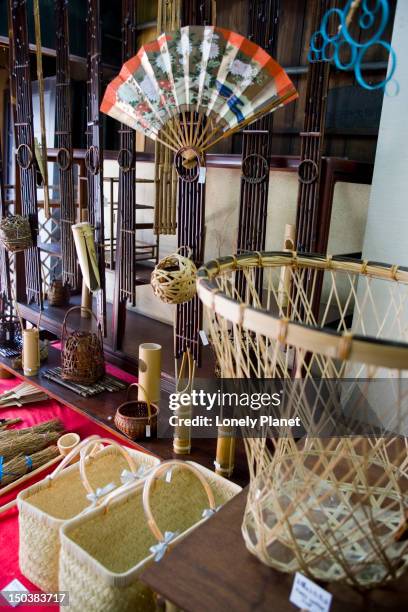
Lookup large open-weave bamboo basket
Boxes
[197,251,408,589]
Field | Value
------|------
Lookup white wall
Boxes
[362,0,408,267]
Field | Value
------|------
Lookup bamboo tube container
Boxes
[173,404,192,454]
[81,283,92,319]
[173,350,195,455]
[22,328,40,377]
[277,224,295,311]
[138,343,162,404]
[215,427,236,478]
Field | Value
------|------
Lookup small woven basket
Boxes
[59,460,242,612]
[151,246,197,304]
[0,215,33,252]
[115,383,159,440]
[18,436,160,592]
[48,278,70,307]
[61,306,105,384]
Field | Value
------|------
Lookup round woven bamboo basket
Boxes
[114,383,158,440]
[47,278,70,307]
[197,251,408,589]
[61,307,105,384]
[0,215,33,252]
[151,246,197,304]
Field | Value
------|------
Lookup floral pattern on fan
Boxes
[101,26,297,155]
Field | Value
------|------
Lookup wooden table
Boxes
[141,488,408,612]
[0,345,249,487]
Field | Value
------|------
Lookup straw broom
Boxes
[0,445,60,487]
[0,430,61,462]
[0,419,62,439]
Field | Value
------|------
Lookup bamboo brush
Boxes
[0,430,61,461]
[0,445,60,488]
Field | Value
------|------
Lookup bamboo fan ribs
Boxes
[101,26,297,169]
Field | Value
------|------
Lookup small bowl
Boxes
[57,432,81,457]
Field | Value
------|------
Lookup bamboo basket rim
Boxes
[196,251,408,370]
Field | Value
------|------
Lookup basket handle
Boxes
[61,306,99,342]
[142,460,216,543]
[176,349,195,395]
[78,437,138,499]
[175,246,193,259]
[126,382,152,421]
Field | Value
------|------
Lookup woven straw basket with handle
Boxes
[61,306,105,384]
[18,436,160,592]
[59,460,241,611]
[114,383,159,440]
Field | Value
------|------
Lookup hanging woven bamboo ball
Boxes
[151,247,197,305]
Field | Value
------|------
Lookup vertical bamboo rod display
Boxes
[111,0,137,352]
[117,0,137,307]
[154,0,181,236]
[55,0,79,291]
[295,0,336,255]
[235,0,280,301]
[175,0,215,366]
[33,0,50,219]
[85,0,106,333]
[8,0,42,306]
[0,142,11,301]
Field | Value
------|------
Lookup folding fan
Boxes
[101,26,297,171]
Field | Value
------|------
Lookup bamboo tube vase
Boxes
[173,405,192,454]
[215,427,236,478]
[22,328,40,377]
[138,343,161,404]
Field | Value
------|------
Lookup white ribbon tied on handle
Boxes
[150,531,179,562]
[86,482,116,504]
[120,466,147,485]
[202,505,221,520]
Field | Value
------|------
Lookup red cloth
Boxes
[0,367,140,610]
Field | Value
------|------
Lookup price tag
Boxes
[145,424,151,438]
[198,167,207,184]
[199,330,209,346]
[289,572,332,612]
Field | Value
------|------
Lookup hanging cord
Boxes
[33,0,50,219]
